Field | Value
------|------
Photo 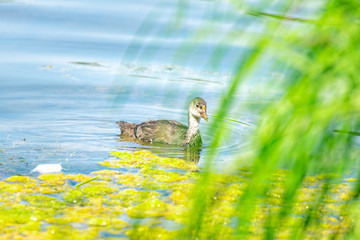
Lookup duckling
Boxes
[117,97,208,146]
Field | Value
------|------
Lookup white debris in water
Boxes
[31,164,62,174]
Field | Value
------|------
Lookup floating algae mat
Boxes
[0,150,357,239]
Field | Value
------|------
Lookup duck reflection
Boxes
[184,146,201,163]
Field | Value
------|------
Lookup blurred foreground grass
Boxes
[185,0,360,239]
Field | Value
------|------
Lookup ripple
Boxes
[114,109,253,165]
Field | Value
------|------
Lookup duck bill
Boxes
[201,112,208,122]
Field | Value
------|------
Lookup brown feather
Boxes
[116,121,137,138]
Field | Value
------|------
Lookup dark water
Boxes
[0,0,270,177]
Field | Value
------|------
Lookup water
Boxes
[0,0,267,178]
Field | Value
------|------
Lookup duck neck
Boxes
[185,113,200,144]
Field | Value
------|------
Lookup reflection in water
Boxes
[117,134,201,163]
[184,146,201,163]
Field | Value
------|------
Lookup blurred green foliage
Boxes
[184,0,360,239]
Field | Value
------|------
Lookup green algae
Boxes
[109,189,161,208]
[5,176,36,183]
[127,225,175,240]
[127,197,169,218]
[81,185,117,197]
[0,150,357,239]
[63,189,87,205]
[22,194,65,209]
[151,171,188,183]
[107,150,198,171]
[115,173,144,187]
[91,170,121,175]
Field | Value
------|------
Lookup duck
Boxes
[117,97,208,146]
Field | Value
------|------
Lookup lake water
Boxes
[0,0,278,178]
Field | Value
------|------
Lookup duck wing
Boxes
[135,120,188,145]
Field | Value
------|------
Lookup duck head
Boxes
[189,97,208,122]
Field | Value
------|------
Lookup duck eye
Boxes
[196,104,199,108]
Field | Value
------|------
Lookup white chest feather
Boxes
[185,114,200,144]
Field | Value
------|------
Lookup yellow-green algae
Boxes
[0,150,357,239]
[102,150,198,172]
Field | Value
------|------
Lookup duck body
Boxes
[117,120,202,146]
[117,97,207,147]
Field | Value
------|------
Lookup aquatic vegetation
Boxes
[91,170,120,175]
[127,197,169,218]
[38,173,66,185]
[106,150,198,171]
[0,151,357,239]
[127,225,175,240]
[5,175,35,183]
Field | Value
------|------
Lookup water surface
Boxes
[0,0,270,177]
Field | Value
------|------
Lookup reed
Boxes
[182,0,360,239]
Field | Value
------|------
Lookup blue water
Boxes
[0,0,273,177]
